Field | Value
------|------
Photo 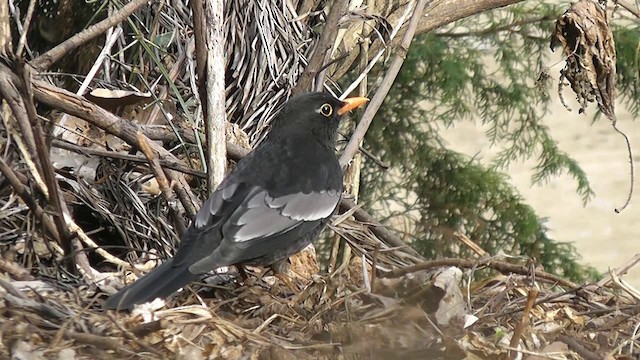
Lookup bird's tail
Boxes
[103,259,200,310]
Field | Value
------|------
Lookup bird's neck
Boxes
[312,127,338,150]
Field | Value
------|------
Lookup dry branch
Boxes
[617,0,640,18]
[203,0,227,190]
[19,64,76,271]
[0,158,60,243]
[413,0,525,43]
[507,288,538,359]
[0,0,9,56]
[0,258,34,281]
[293,0,349,93]
[30,0,149,70]
[62,331,126,356]
[381,257,577,288]
[15,0,36,57]
[12,68,201,219]
[51,139,206,178]
[190,0,207,98]
[339,0,427,166]
[136,132,186,236]
[0,66,39,173]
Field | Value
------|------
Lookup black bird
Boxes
[104,92,368,310]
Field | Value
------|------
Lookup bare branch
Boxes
[30,0,149,70]
[339,0,428,167]
[381,257,577,288]
[18,64,76,272]
[136,132,187,236]
[293,0,350,94]
[2,64,202,219]
[203,0,227,191]
[0,0,10,56]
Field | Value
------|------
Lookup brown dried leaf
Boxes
[551,0,616,120]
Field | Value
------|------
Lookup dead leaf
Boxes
[551,0,616,119]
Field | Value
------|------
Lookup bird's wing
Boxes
[186,185,340,273]
[223,187,340,242]
[193,180,241,229]
[170,179,243,267]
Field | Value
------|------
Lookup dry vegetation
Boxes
[1,0,640,359]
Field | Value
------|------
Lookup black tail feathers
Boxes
[103,259,199,310]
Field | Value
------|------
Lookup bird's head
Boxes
[269,92,368,147]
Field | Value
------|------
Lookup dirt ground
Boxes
[440,62,640,285]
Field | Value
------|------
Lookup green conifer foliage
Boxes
[359,3,640,282]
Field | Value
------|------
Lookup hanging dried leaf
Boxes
[551,0,635,214]
[551,0,616,120]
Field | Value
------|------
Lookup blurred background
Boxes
[442,58,640,285]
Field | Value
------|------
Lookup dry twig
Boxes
[339,0,427,166]
[30,0,149,70]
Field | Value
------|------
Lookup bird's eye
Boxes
[319,103,333,117]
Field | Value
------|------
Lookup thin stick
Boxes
[293,0,350,94]
[190,0,207,101]
[339,2,414,100]
[0,0,9,57]
[51,139,207,178]
[0,258,34,281]
[19,64,76,271]
[597,253,640,287]
[0,67,39,174]
[15,0,36,57]
[617,0,640,18]
[612,120,634,213]
[370,244,379,292]
[0,158,60,242]
[454,232,488,257]
[53,27,123,137]
[63,331,128,356]
[381,257,577,288]
[507,288,538,359]
[63,212,146,270]
[136,131,186,235]
[339,0,428,167]
[31,0,149,70]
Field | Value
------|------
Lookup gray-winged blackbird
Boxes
[104,92,368,310]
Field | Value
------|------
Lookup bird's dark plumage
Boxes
[104,92,368,310]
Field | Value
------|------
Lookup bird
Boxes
[104,92,368,310]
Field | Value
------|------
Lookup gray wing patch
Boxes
[226,189,299,242]
[266,190,339,221]
[194,182,239,229]
[225,189,340,243]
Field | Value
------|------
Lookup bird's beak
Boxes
[338,97,369,115]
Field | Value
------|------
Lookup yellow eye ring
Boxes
[320,103,333,117]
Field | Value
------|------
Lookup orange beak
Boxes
[338,97,369,115]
